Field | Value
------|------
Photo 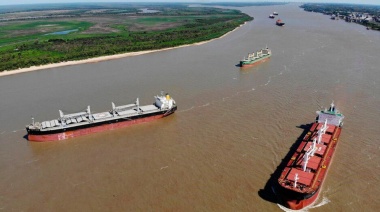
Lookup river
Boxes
[0,3,379,211]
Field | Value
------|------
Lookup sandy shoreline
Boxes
[0,22,246,78]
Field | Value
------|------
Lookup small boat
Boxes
[269,14,275,19]
[276,19,285,26]
[273,12,279,15]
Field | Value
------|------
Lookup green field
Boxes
[0,3,254,72]
[0,21,93,45]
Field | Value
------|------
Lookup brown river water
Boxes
[0,3,379,211]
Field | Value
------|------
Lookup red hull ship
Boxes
[276,19,285,26]
[26,92,177,142]
[275,102,344,210]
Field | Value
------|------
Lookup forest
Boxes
[301,3,380,30]
[0,3,253,72]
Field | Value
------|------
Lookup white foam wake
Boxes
[264,77,271,86]
[310,196,330,209]
[178,106,195,113]
[277,196,330,212]
[200,103,210,107]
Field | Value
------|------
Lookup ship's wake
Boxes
[277,196,330,212]
[1,128,24,135]
[264,77,271,86]
[311,196,330,208]
[178,106,195,112]
[179,66,287,114]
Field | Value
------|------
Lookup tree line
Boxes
[0,13,252,72]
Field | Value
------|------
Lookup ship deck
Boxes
[278,122,342,194]
[29,104,162,132]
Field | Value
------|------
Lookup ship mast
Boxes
[136,98,140,113]
[87,106,93,121]
[311,138,317,156]
[303,151,310,171]
[294,173,299,188]
[317,119,328,144]
[112,102,116,116]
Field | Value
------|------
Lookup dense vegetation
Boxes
[301,3,380,30]
[301,3,380,16]
[0,4,253,72]
[199,2,287,7]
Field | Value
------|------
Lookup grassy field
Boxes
[0,21,93,45]
[0,3,255,72]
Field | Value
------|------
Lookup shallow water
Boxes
[0,3,379,211]
[45,29,78,35]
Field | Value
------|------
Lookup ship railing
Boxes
[112,103,136,112]
[28,121,42,130]
[60,111,88,120]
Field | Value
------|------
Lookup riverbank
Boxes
[0,22,247,78]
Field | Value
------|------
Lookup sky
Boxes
[0,0,379,6]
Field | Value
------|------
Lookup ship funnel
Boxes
[59,110,64,119]
[329,101,335,112]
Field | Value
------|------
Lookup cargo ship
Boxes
[26,92,177,142]
[274,102,344,210]
[276,19,285,26]
[239,47,271,67]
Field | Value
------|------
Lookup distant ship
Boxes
[269,14,275,19]
[274,102,344,210]
[276,19,285,26]
[26,92,177,142]
[331,14,336,20]
[239,47,271,67]
[273,12,279,15]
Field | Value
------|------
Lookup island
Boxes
[0,2,258,73]
[0,3,255,73]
